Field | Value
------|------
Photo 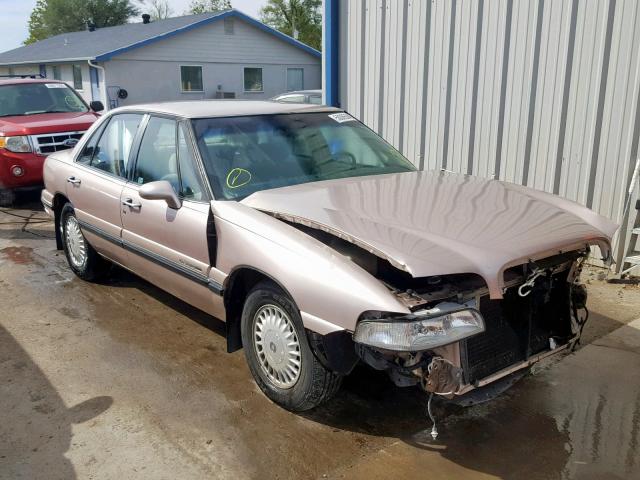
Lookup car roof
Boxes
[0,78,67,86]
[112,100,340,119]
[275,90,322,96]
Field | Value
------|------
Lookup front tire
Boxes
[60,203,108,281]
[241,281,342,411]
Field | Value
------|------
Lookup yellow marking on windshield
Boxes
[226,168,252,189]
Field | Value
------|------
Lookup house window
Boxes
[286,68,304,91]
[72,65,83,90]
[244,67,263,92]
[52,66,61,80]
[180,66,203,92]
[224,18,234,34]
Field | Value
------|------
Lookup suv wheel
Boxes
[60,203,108,280]
[241,281,342,411]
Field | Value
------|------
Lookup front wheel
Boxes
[241,281,342,411]
[60,203,109,281]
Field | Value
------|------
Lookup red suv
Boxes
[0,77,102,205]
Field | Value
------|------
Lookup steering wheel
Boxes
[334,152,356,165]
[314,151,357,173]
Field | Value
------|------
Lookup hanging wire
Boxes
[427,392,438,440]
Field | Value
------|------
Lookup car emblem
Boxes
[63,138,79,147]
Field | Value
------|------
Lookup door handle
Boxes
[122,198,142,209]
[66,176,81,185]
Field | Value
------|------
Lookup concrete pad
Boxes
[1,200,639,479]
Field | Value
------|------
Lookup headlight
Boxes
[0,136,32,153]
[353,302,485,351]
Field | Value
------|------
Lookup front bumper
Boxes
[0,149,45,189]
[354,258,585,398]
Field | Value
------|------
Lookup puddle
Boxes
[1,246,35,265]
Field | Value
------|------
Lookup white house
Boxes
[0,10,321,109]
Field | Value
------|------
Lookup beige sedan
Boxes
[41,101,617,413]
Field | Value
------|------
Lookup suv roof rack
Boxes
[0,74,46,79]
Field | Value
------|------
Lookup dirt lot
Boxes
[1,193,639,480]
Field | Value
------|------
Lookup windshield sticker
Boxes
[45,83,67,89]
[226,168,252,189]
[328,112,355,123]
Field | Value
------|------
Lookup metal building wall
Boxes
[336,0,640,266]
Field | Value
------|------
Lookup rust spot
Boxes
[0,246,35,265]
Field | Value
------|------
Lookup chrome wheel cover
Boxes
[253,304,301,389]
[65,215,87,269]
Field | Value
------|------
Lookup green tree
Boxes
[187,0,232,15]
[25,0,139,45]
[259,0,321,51]
[25,0,48,45]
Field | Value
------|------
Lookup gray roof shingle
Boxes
[0,10,320,65]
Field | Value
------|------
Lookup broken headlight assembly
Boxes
[353,302,485,352]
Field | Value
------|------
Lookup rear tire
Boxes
[60,203,109,281]
[241,281,342,411]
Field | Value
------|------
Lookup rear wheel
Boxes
[61,203,109,281]
[241,281,342,411]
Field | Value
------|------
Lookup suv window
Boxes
[82,114,142,177]
[134,117,179,192]
[0,82,87,117]
[177,124,205,201]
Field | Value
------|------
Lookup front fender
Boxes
[212,201,409,333]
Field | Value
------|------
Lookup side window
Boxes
[72,64,83,90]
[133,117,179,192]
[309,95,322,105]
[244,67,263,92]
[88,114,142,177]
[177,124,205,201]
[77,124,104,165]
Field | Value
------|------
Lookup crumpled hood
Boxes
[242,170,618,298]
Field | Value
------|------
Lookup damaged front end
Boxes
[351,250,589,400]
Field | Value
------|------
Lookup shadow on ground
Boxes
[0,326,112,479]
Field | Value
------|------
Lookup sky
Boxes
[0,0,265,52]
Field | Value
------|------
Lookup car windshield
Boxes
[192,112,416,200]
[0,82,88,117]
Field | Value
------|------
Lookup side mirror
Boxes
[89,100,104,112]
[139,180,182,209]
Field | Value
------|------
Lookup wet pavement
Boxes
[1,194,639,480]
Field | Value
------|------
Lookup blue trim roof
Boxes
[95,10,320,62]
[0,10,320,66]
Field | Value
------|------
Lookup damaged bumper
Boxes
[352,253,589,400]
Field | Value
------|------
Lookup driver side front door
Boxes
[120,116,224,318]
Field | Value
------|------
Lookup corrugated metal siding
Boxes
[337,0,640,265]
